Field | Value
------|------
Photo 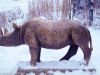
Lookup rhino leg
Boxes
[29,46,39,66]
[73,37,92,65]
[80,45,92,65]
[25,33,40,65]
[60,44,78,61]
[37,46,41,62]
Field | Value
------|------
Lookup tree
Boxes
[88,0,93,26]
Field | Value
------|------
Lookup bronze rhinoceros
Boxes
[0,17,93,66]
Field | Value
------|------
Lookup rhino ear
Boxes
[12,23,19,30]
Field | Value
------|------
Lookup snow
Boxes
[0,0,100,75]
[0,0,28,14]
[0,27,100,75]
[0,45,30,74]
[53,70,95,75]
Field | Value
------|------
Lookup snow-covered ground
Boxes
[0,0,100,75]
[0,27,100,75]
[0,0,28,13]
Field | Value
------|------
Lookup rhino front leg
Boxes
[25,33,40,65]
[37,46,41,62]
[29,46,39,66]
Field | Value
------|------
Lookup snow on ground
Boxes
[0,27,100,75]
[0,0,100,75]
[0,45,30,74]
[0,0,28,14]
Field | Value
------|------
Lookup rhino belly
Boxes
[38,34,70,49]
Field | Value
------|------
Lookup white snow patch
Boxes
[0,45,30,74]
[0,0,28,14]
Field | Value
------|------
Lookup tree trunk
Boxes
[88,0,93,26]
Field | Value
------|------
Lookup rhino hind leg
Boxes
[80,45,92,65]
[60,44,78,61]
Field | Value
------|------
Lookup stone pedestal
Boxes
[15,61,96,75]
